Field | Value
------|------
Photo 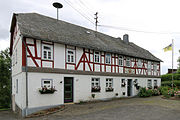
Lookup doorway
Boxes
[64,77,73,103]
[127,79,132,96]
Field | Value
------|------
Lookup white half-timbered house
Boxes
[10,13,162,116]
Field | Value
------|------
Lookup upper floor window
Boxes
[94,51,100,63]
[118,56,123,66]
[153,63,157,72]
[137,59,142,68]
[66,49,75,63]
[148,61,151,72]
[126,58,131,67]
[42,44,53,60]
[105,53,111,64]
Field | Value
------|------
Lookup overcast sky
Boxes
[0,0,180,74]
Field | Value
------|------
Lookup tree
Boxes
[177,50,180,74]
[0,48,11,108]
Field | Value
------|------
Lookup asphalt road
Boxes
[1,96,180,120]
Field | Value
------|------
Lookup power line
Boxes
[64,0,94,25]
[77,0,95,15]
[98,24,180,34]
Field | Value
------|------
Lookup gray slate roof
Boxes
[13,13,162,62]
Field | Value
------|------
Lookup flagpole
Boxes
[172,39,174,88]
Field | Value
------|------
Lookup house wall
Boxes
[27,72,161,109]
[24,38,161,77]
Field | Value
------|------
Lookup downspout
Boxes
[22,36,28,116]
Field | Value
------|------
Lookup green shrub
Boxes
[138,87,153,97]
[161,73,180,81]
[161,80,180,88]
[152,89,160,96]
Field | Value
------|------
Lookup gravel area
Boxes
[1,96,180,120]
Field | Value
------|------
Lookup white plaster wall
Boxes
[12,72,26,109]
[12,25,22,76]
[28,73,64,108]
[54,43,65,69]
[27,72,161,109]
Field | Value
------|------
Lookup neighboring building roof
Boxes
[168,69,177,74]
[10,13,162,62]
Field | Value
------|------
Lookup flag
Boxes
[163,44,172,52]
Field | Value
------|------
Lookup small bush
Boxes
[152,89,160,96]
[138,87,153,97]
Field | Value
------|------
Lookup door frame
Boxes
[64,77,74,103]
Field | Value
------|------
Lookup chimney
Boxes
[123,34,129,44]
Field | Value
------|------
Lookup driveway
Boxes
[2,96,180,120]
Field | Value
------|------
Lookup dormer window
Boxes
[42,44,53,60]
[105,53,111,64]
[94,51,100,63]
[66,49,75,63]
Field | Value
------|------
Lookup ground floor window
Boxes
[154,80,158,88]
[121,79,126,87]
[106,78,114,92]
[41,79,53,89]
[16,79,18,94]
[91,78,101,92]
[147,79,152,89]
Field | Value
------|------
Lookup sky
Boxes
[0,0,180,74]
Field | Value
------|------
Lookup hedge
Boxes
[161,73,180,81]
[161,80,180,88]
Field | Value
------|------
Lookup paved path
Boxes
[1,96,180,120]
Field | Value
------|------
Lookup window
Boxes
[106,78,113,92]
[118,56,123,66]
[153,63,157,72]
[106,78,113,88]
[42,79,53,89]
[121,79,126,87]
[148,61,151,72]
[147,79,152,88]
[126,58,131,67]
[42,44,53,60]
[105,53,111,64]
[66,49,75,63]
[154,80,157,87]
[94,51,100,63]
[137,59,142,68]
[91,78,100,92]
[16,79,18,94]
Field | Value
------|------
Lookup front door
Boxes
[127,79,132,96]
[64,77,73,103]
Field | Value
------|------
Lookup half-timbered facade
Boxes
[10,13,162,116]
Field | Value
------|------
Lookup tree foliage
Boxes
[178,50,180,73]
[0,48,11,108]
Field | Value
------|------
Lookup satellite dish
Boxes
[53,2,63,8]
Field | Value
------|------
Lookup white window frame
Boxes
[66,49,75,63]
[42,44,53,60]
[126,57,131,67]
[147,79,152,88]
[106,78,113,88]
[105,53,111,64]
[137,59,142,68]
[94,51,100,63]
[118,56,123,66]
[41,79,53,89]
[91,78,100,87]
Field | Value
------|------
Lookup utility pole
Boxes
[94,12,98,31]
